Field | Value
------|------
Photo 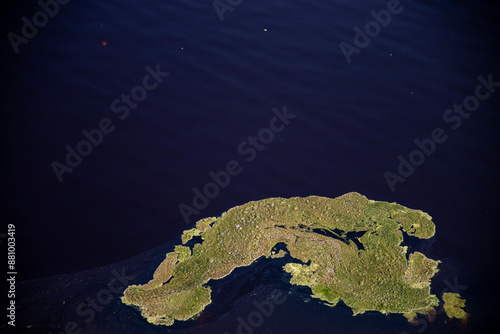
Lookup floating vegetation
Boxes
[121,192,460,326]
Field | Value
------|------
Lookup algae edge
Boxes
[121,192,449,326]
[442,292,468,320]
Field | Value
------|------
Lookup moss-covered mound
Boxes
[122,192,449,326]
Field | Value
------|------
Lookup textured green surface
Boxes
[121,192,442,326]
[443,292,467,319]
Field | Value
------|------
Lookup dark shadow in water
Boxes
[274,224,366,250]
[271,241,289,254]
[184,235,203,250]
[174,242,304,330]
[313,228,367,250]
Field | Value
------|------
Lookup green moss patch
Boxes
[122,192,442,326]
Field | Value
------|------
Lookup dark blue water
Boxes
[1,0,499,333]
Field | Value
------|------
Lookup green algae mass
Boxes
[443,292,467,319]
[121,192,442,326]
